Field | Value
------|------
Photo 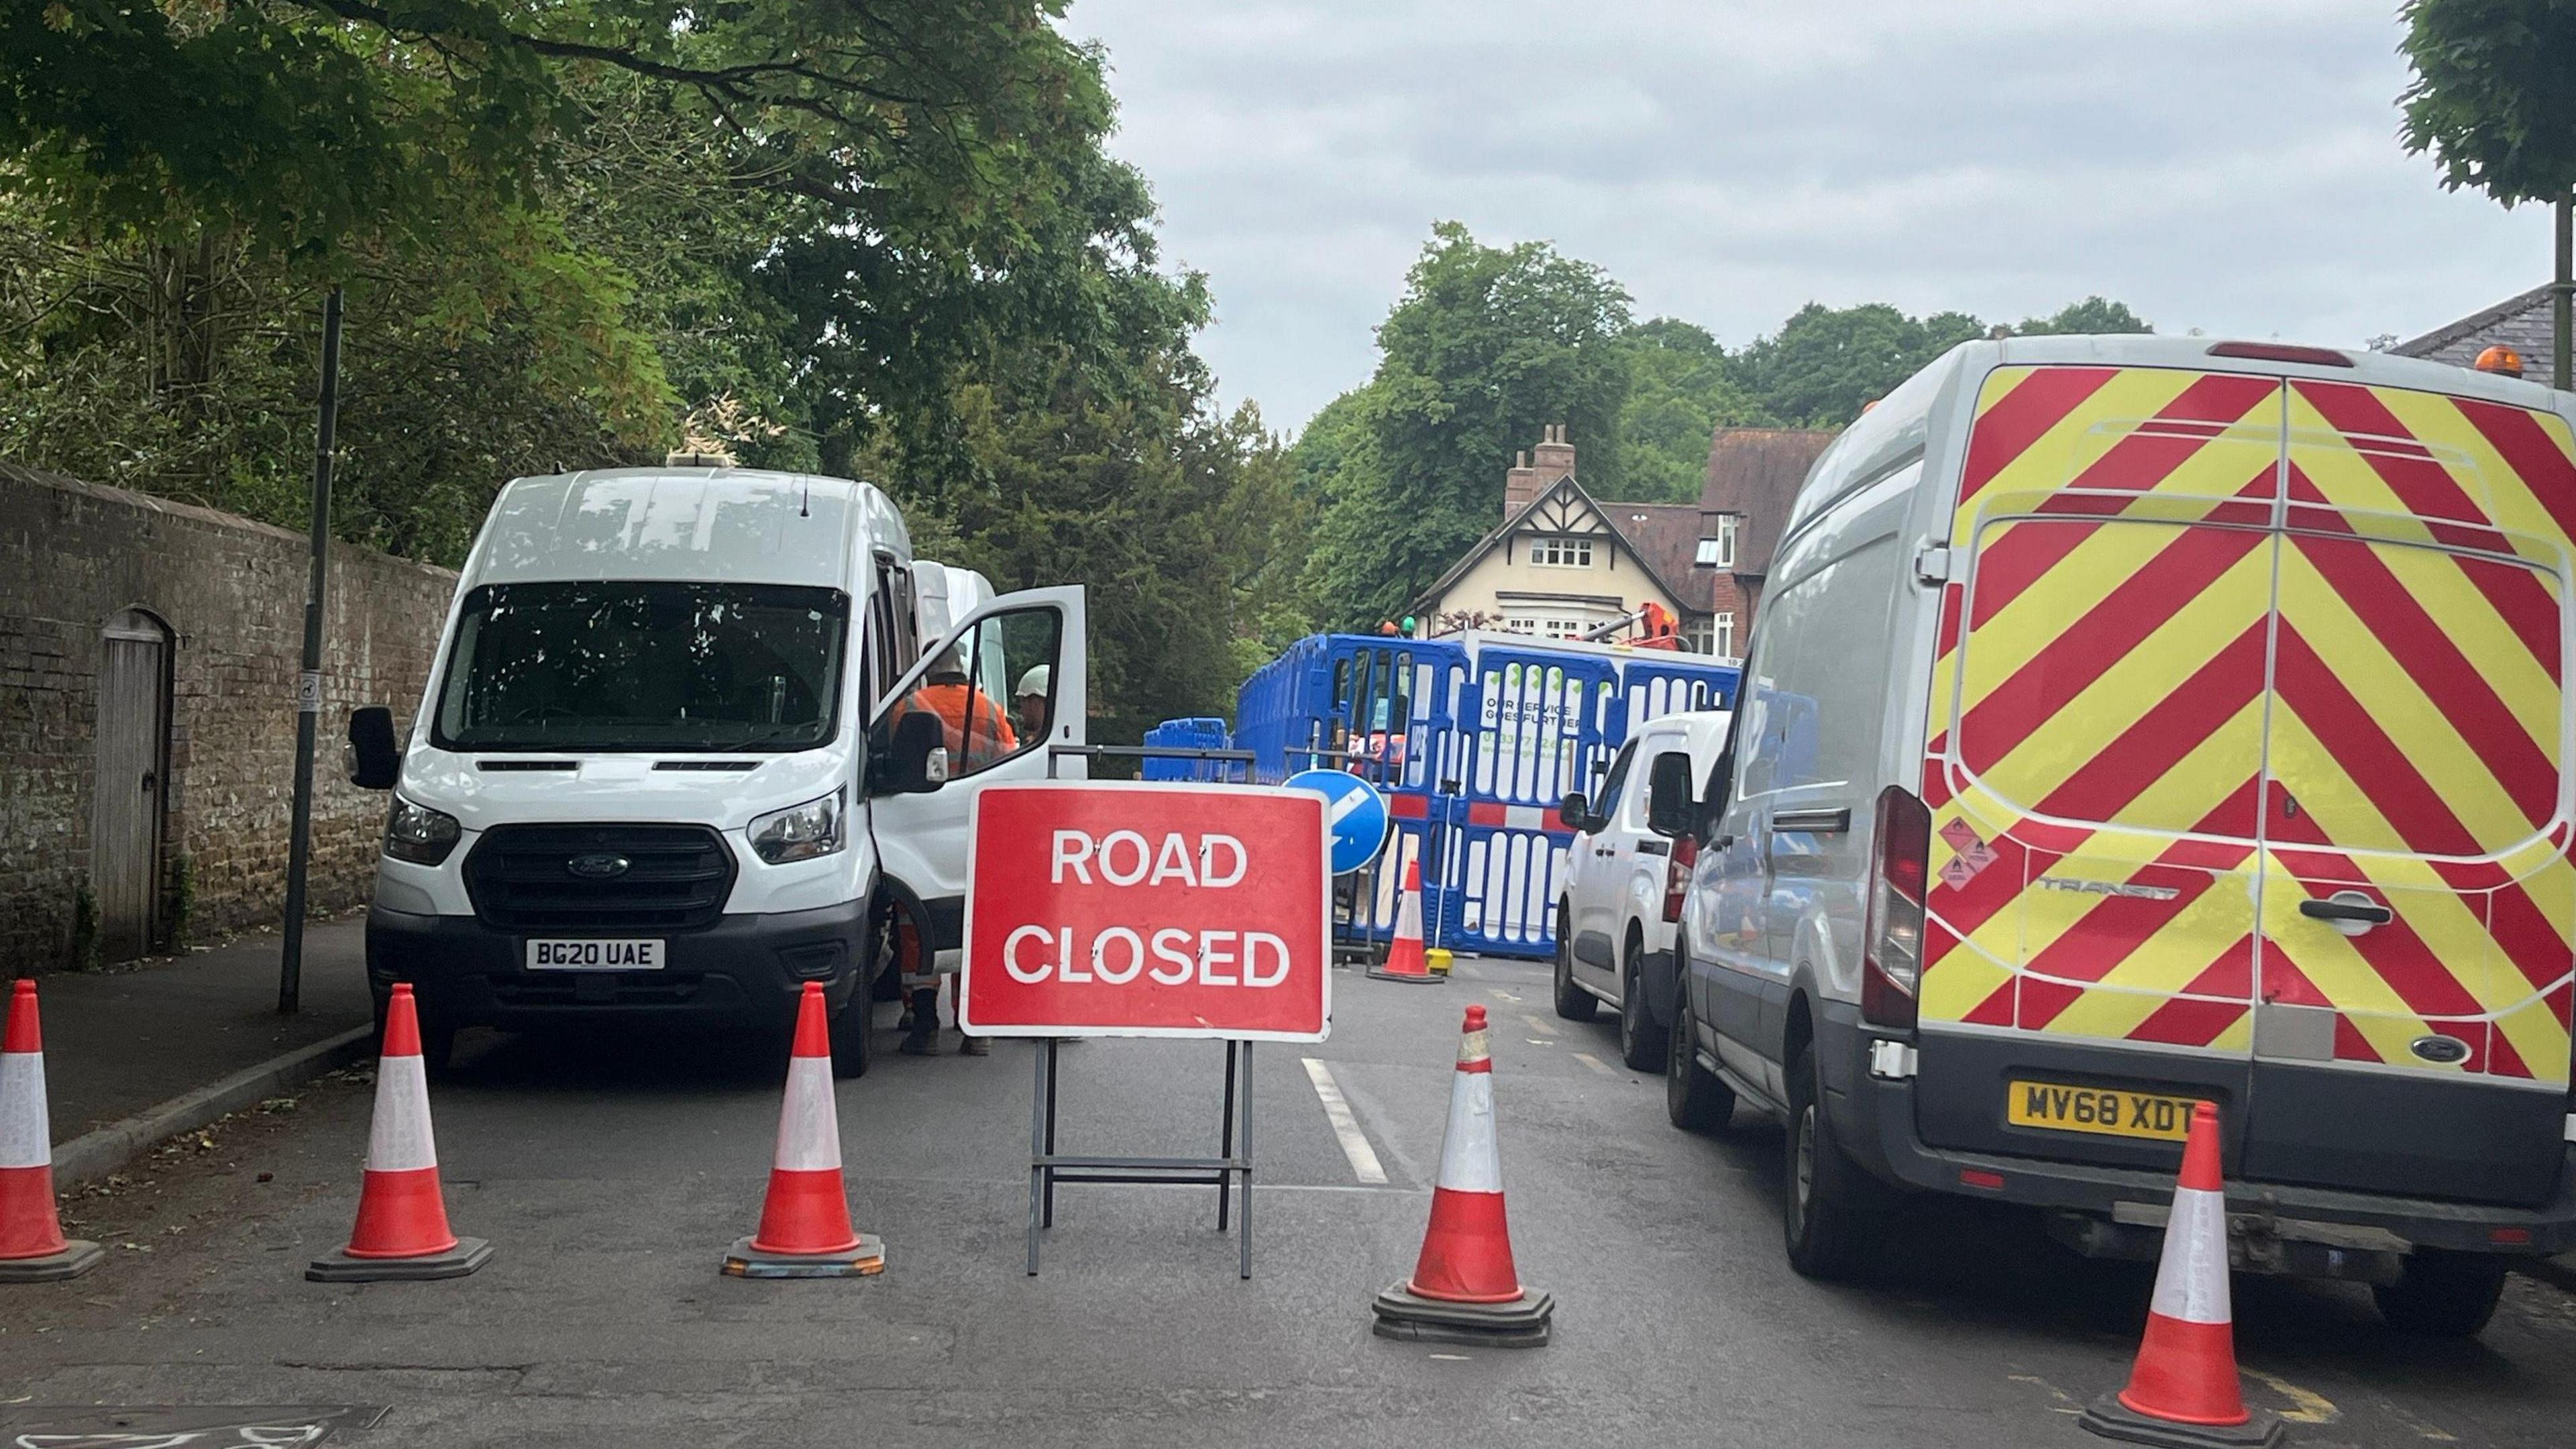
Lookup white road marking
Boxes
[1301,1058,1390,1185]
[1571,1051,1617,1077]
[1489,988,1521,1002]
[1519,1013,1556,1036]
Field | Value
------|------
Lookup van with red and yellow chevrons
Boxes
[1655,334,2576,1336]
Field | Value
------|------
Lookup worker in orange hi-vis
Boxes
[907,645,1017,769]
[896,645,1014,1057]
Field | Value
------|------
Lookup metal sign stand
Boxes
[1016,743,1265,1279]
[1026,1036,1252,1279]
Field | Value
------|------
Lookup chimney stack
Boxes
[1503,448,1539,519]
[1504,425,1576,519]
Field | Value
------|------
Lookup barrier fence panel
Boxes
[1216,632,1739,961]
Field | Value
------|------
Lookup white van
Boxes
[1551,710,1732,1071]
[1658,336,2576,1335]
[345,467,1085,1075]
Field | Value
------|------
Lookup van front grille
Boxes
[462,824,736,932]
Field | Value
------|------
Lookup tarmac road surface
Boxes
[8,953,2575,1446]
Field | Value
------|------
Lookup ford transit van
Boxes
[1658,336,2576,1335]
[345,467,1085,1075]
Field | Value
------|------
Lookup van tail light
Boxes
[2206,340,2353,369]
[1663,834,1698,922]
[1861,785,1931,1030]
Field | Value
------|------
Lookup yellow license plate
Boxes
[2006,1081,2198,1142]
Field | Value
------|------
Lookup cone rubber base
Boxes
[722,1232,884,1279]
[2080,1393,2282,1448]
[307,1236,492,1283]
[1366,967,1444,985]
[1371,1281,1552,1348]
[0,1239,103,1283]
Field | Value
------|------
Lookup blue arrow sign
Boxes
[1283,768,1391,876]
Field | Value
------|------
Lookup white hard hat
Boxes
[1015,665,1051,698]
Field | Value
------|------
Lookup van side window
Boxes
[867,553,914,708]
[1593,741,1638,824]
[879,605,1063,781]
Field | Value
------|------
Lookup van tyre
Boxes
[1783,1042,1885,1281]
[1618,933,1666,1071]
[1665,1000,1733,1132]
[827,995,873,1079]
[1552,905,1595,1021]
[2373,1249,2507,1338]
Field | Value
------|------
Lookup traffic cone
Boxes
[723,982,883,1278]
[0,981,101,1283]
[1371,1005,1552,1346]
[1366,858,1440,984]
[308,984,491,1281]
[2081,1101,2281,1446]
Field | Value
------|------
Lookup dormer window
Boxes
[1531,536,1593,568]
[1695,515,1739,568]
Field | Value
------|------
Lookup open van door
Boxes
[865,586,1088,968]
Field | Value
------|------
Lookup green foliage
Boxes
[1304,223,1633,627]
[1613,318,1769,503]
[1732,303,1986,429]
[2400,0,2576,205]
[2015,297,2155,337]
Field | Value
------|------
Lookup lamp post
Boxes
[280,285,343,1015]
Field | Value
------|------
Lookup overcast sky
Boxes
[1063,0,2548,433]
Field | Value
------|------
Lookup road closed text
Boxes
[963,785,1330,1040]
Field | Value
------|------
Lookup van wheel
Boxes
[2374,1250,2507,1338]
[1666,996,1733,1133]
[826,994,873,1079]
[1552,906,1595,1021]
[1783,1042,1883,1280]
[1618,933,1667,1071]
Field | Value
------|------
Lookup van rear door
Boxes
[1920,366,2285,1173]
[2247,380,2575,1205]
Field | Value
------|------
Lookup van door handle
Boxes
[2299,897,2391,925]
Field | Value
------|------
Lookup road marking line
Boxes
[1301,1058,1389,1185]
[1490,988,1520,1002]
[1519,1013,1557,1036]
[1570,1051,1616,1077]
[2241,1369,2339,1425]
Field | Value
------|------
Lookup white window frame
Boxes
[1695,515,1739,570]
[1529,535,1593,569]
[1713,611,1736,658]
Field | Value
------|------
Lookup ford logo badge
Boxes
[567,853,631,880]
[2408,1034,2470,1065]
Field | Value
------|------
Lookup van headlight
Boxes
[384,795,462,866]
[750,788,845,864]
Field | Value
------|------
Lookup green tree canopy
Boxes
[2400,0,2576,205]
[1303,223,1633,626]
[1731,302,1986,429]
[1612,318,1768,502]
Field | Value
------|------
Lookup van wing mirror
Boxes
[875,710,949,794]
[1646,751,1696,839]
[1557,791,1589,831]
[346,706,400,790]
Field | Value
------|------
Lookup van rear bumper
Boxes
[366,902,869,1033]
[1827,1021,2576,1255]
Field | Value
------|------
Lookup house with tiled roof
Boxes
[2390,284,2567,378]
[1411,423,1835,657]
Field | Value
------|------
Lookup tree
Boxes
[1611,319,1772,502]
[2015,297,2154,336]
[1304,224,1633,626]
[1733,303,1985,428]
[2399,0,2576,384]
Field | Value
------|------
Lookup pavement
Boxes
[16,915,374,1153]
[5,951,2575,1446]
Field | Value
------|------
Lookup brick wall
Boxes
[0,463,457,971]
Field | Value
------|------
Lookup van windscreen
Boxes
[433,581,848,752]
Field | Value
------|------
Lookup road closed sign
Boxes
[960,782,1330,1041]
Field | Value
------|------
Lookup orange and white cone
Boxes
[2081,1100,2280,1446]
[308,984,491,1281]
[1,981,102,1283]
[1366,858,1440,984]
[724,982,883,1278]
[1371,1005,1552,1346]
